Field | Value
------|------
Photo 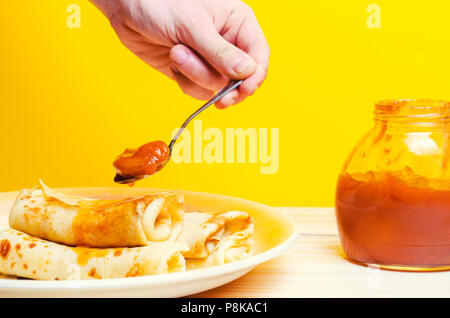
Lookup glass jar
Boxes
[335,99,450,271]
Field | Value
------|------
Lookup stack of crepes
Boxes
[0,182,254,280]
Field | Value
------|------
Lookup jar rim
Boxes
[375,99,450,110]
[374,99,450,124]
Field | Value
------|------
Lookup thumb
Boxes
[189,27,257,79]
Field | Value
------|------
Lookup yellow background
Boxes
[1,1,449,206]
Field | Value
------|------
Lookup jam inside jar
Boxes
[336,99,450,271]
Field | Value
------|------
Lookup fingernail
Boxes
[232,57,251,74]
[171,47,188,65]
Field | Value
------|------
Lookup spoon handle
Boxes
[168,80,243,152]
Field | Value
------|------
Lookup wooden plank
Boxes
[282,207,338,235]
[193,208,450,298]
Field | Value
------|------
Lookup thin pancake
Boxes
[0,228,187,280]
[179,211,254,265]
[9,183,184,247]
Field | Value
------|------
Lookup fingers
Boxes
[215,89,240,109]
[170,68,215,101]
[214,64,267,109]
[234,8,270,98]
[170,44,229,92]
[187,24,257,80]
[218,6,269,107]
[167,3,269,107]
[182,5,269,108]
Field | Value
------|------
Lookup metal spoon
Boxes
[114,80,243,184]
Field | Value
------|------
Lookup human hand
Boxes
[90,0,269,108]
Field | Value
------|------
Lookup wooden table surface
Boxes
[193,208,450,298]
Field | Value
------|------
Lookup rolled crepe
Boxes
[9,182,184,247]
[187,225,254,269]
[179,211,254,265]
[0,228,187,280]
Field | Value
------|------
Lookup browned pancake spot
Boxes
[0,239,11,259]
[14,244,23,258]
[126,263,143,277]
[88,267,102,279]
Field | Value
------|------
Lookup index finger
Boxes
[216,9,269,108]
[237,9,270,97]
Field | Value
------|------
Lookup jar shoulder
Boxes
[341,123,450,180]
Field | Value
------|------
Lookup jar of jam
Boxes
[335,99,450,271]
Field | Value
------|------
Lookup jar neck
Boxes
[374,99,450,127]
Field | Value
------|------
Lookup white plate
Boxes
[0,188,298,297]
